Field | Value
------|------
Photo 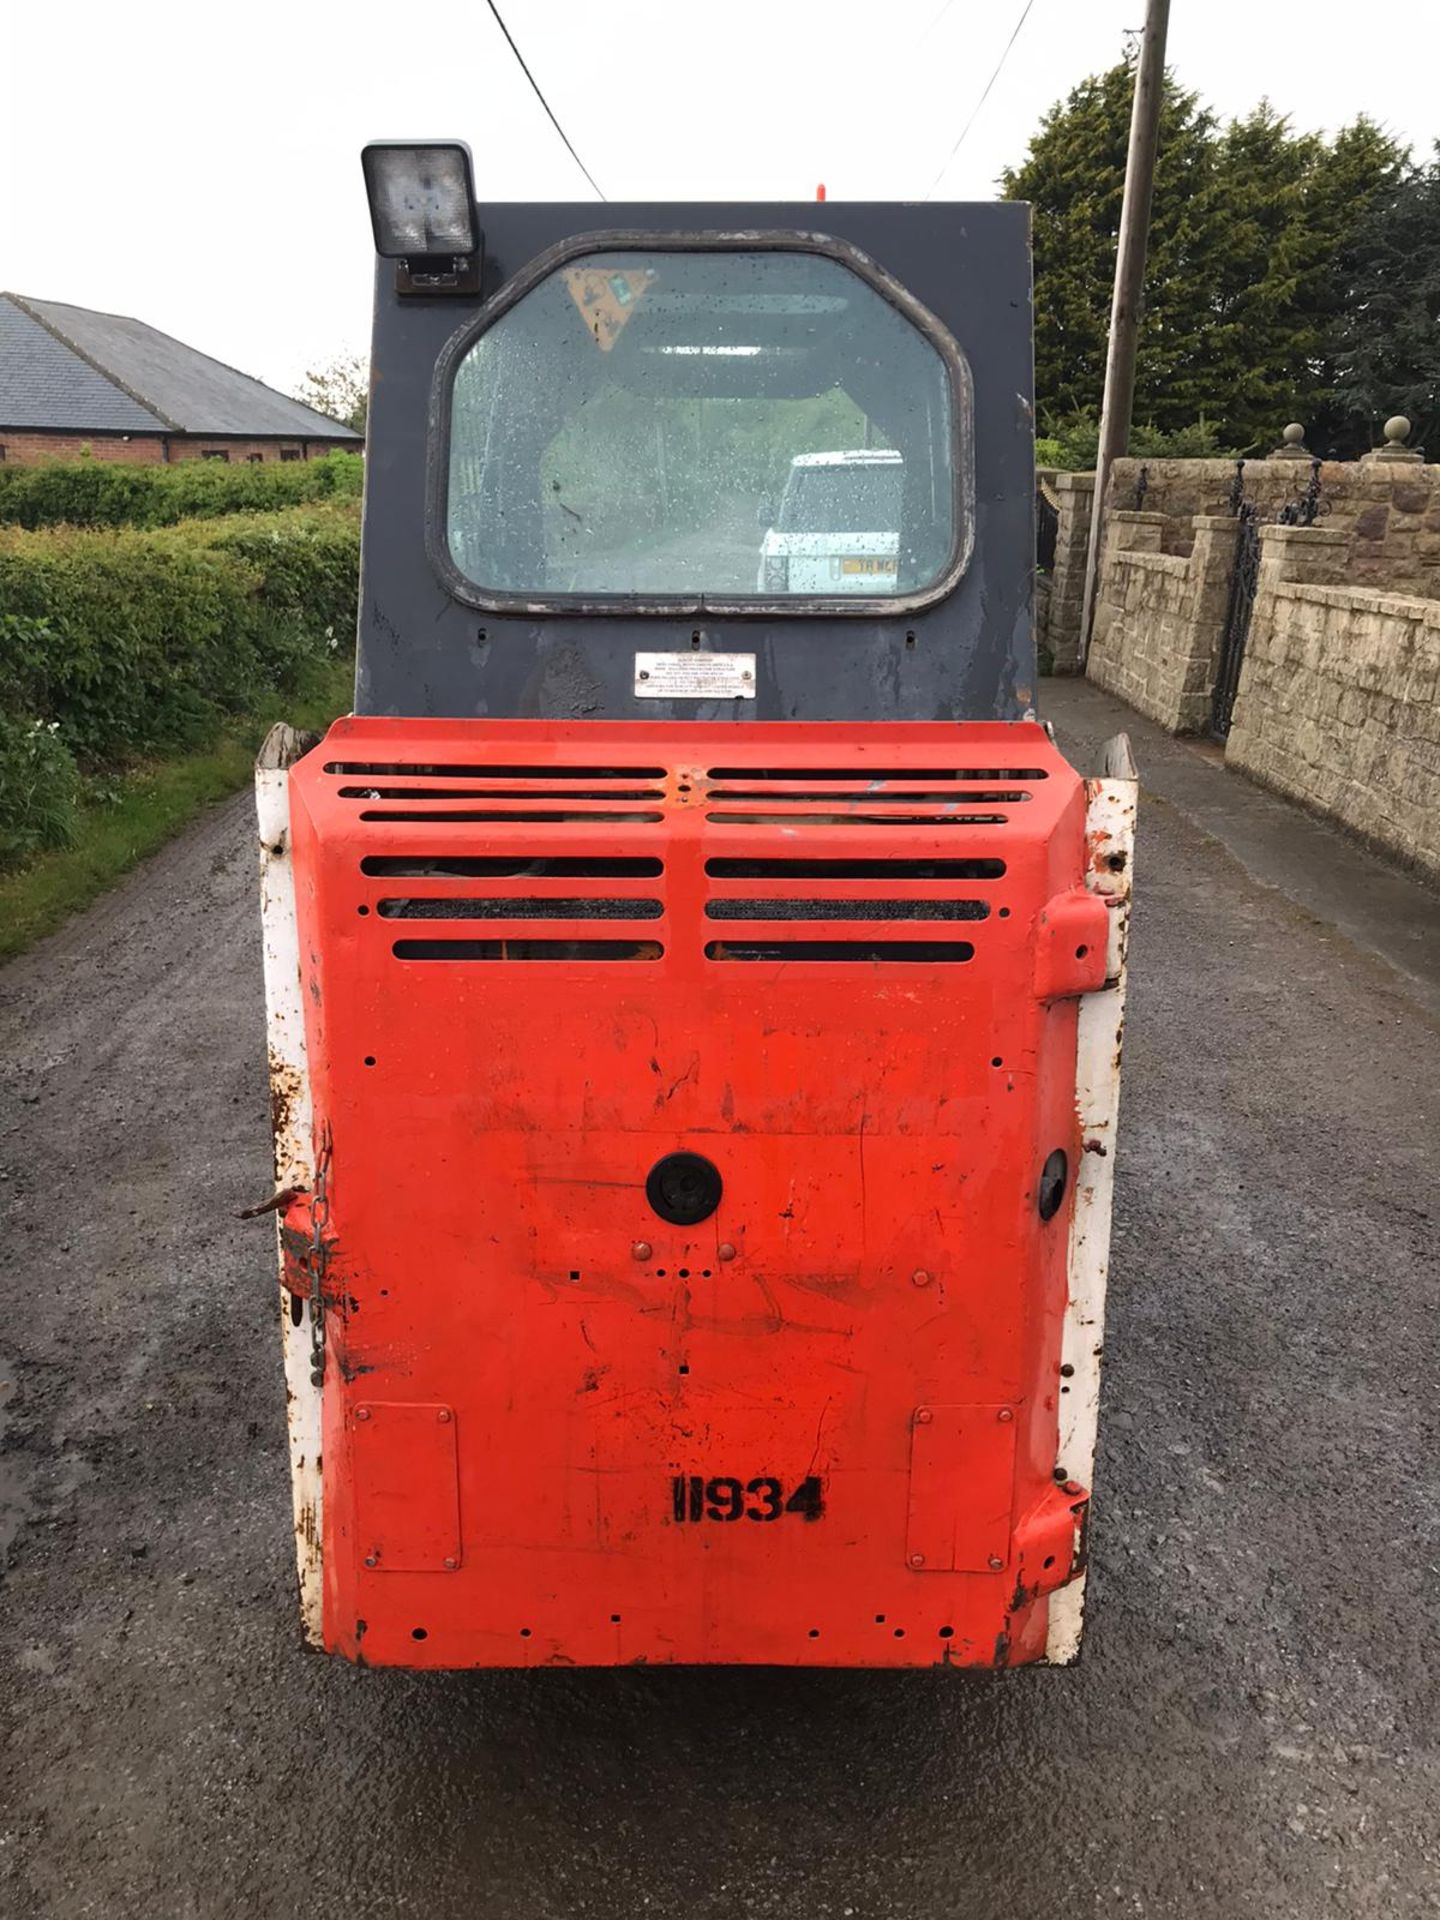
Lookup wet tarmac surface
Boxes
[1,681,1437,1916]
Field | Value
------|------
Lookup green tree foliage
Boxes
[1035,413,1231,471]
[1320,147,1440,456]
[1004,61,1408,449]
[1003,63,1221,431]
[294,354,370,434]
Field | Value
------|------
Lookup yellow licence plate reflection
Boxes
[841,557,897,575]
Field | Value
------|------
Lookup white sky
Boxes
[3,0,1435,397]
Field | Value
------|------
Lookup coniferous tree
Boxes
[1002,62,1221,434]
[1004,65,1408,450]
[1321,148,1440,456]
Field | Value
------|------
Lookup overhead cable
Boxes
[924,0,1039,199]
[483,0,607,200]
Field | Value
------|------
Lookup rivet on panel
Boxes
[364,1553,379,1569]
[355,1407,371,1422]
[632,1241,653,1261]
[443,1557,459,1571]
[717,1242,737,1262]
[909,1552,926,1569]
[997,1408,1014,1423]
[911,1269,932,1288]
[915,1408,933,1425]
[988,1555,1005,1571]
[437,1409,452,1424]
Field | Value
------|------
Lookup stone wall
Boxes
[1227,525,1440,885]
[1038,471,1095,671]
[1106,454,1440,597]
[1041,450,1440,672]
[1084,511,1239,732]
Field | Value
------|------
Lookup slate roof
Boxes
[0,293,361,440]
[0,295,165,432]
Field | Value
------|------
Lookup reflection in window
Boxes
[446,249,960,602]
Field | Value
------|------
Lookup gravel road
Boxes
[1,686,1437,1917]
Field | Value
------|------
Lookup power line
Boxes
[483,0,607,201]
[924,0,1039,199]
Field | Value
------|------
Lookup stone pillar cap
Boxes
[1257,522,1348,542]
[1366,415,1423,462]
[1270,422,1311,458]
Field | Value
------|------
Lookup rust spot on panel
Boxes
[268,1052,304,1146]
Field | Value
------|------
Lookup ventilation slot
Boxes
[394,939,663,961]
[705,940,974,963]
[328,762,666,779]
[360,810,663,824]
[705,858,1005,880]
[362,857,663,878]
[380,897,662,921]
[705,899,988,922]
[706,766,1048,782]
[707,789,1031,804]
[341,786,664,801]
[706,812,1008,828]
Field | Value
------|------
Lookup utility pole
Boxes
[1077,0,1172,666]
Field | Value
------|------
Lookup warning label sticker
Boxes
[565,267,654,351]
[633,653,757,700]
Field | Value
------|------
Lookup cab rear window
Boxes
[441,243,967,609]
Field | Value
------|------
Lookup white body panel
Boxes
[255,726,324,1647]
[1046,737,1138,1664]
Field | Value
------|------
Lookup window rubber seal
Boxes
[424,228,976,620]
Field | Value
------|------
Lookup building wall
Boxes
[1227,526,1440,885]
[0,431,354,466]
[0,431,168,465]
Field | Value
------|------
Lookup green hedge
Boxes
[0,450,363,530]
[0,503,358,869]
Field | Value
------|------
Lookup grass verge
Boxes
[0,656,353,965]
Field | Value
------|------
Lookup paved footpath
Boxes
[1,679,1437,1918]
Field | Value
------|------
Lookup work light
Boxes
[361,142,477,258]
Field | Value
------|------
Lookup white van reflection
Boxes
[758,449,902,594]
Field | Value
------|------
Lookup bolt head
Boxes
[717,1242,737,1262]
[355,1407,371,1422]
[997,1407,1014,1423]
[915,1407,933,1425]
[909,1552,926,1569]
[632,1240,653,1261]
[911,1269,932,1288]
[364,1554,378,1569]
[988,1554,1005,1571]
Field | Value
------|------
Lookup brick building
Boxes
[0,293,362,465]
